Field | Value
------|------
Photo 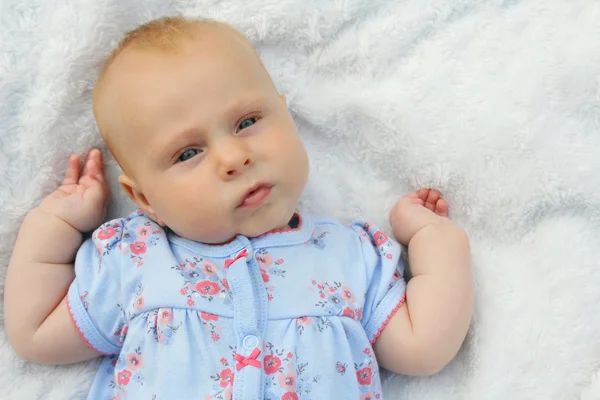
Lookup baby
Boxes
[4,16,473,400]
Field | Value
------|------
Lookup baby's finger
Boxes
[425,189,440,211]
[435,199,448,217]
[416,188,430,201]
[62,155,81,185]
[85,150,106,183]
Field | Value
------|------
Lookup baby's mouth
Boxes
[238,183,273,208]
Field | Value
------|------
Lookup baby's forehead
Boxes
[94,20,269,172]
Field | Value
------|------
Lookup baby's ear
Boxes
[118,174,165,226]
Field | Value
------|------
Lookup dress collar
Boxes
[164,212,314,257]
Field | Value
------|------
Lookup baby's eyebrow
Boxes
[155,128,200,161]
[225,94,269,117]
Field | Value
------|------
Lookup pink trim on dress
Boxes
[66,295,110,356]
[260,213,303,237]
[370,295,407,344]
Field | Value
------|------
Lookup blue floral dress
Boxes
[67,210,406,400]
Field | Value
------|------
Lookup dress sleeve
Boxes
[352,221,407,344]
[66,219,127,355]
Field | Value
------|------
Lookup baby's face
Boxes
[96,27,309,243]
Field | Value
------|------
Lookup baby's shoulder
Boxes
[308,213,369,237]
[91,210,164,244]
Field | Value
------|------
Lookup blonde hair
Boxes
[93,16,259,136]
[94,16,236,102]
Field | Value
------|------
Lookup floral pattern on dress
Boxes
[199,311,223,342]
[311,280,362,319]
[146,308,181,345]
[93,221,124,272]
[305,231,329,250]
[108,346,146,400]
[171,257,232,307]
[118,217,162,268]
[296,315,337,334]
[80,290,89,311]
[361,223,394,262]
[255,249,286,301]
[353,347,381,399]
[205,357,235,400]
[263,343,320,400]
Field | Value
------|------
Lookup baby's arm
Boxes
[373,189,473,376]
[4,150,109,364]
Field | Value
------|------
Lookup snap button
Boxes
[243,335,259,350]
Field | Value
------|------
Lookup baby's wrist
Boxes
[30,207,83,237]
[409,217,458,245]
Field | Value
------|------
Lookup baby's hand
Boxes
[38,149,110,233]
[390,189,449,246]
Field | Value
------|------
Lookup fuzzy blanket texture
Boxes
[2,0,600,399]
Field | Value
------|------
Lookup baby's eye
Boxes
[237,117,257,132]
[177,149,200,162]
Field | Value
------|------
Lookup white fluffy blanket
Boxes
[2,0,600,398]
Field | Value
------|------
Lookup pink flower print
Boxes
[356,367,372,385]
[212,333,220,342]
[196,280,220,295]
[200,261,217,277]
[361,393,375,400]
[267,293,274,301]
[220,357,228,366]
[126,353,143,371]
[278,371,297,392]
[200,312,218,321]
[297,316,312,325]
[219,367,234,387]
[222,279,230,291]
[282,393,299,400]
[180,287,188,295]
[136,226,151,241]
[130,242,146,255]
[264,355,281,375]
[134,296,144,311]
[260,268,270,283]
[342,307,355,319]
[187,298,195,306]
[287,352,293,359]
[311,280,316,284]
[117,369,132,385]
[329,286,336,293]
[356,308,363,320]
[373,231,389,247]
[97,227,116,240]
[159,309,173,325]
[114,324,128,341]
[341,286,355,302]
[386,253,392,260]
[255,251,272,267]
[363,347,371,355]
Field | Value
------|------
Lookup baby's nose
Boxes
[215,138,253,179]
